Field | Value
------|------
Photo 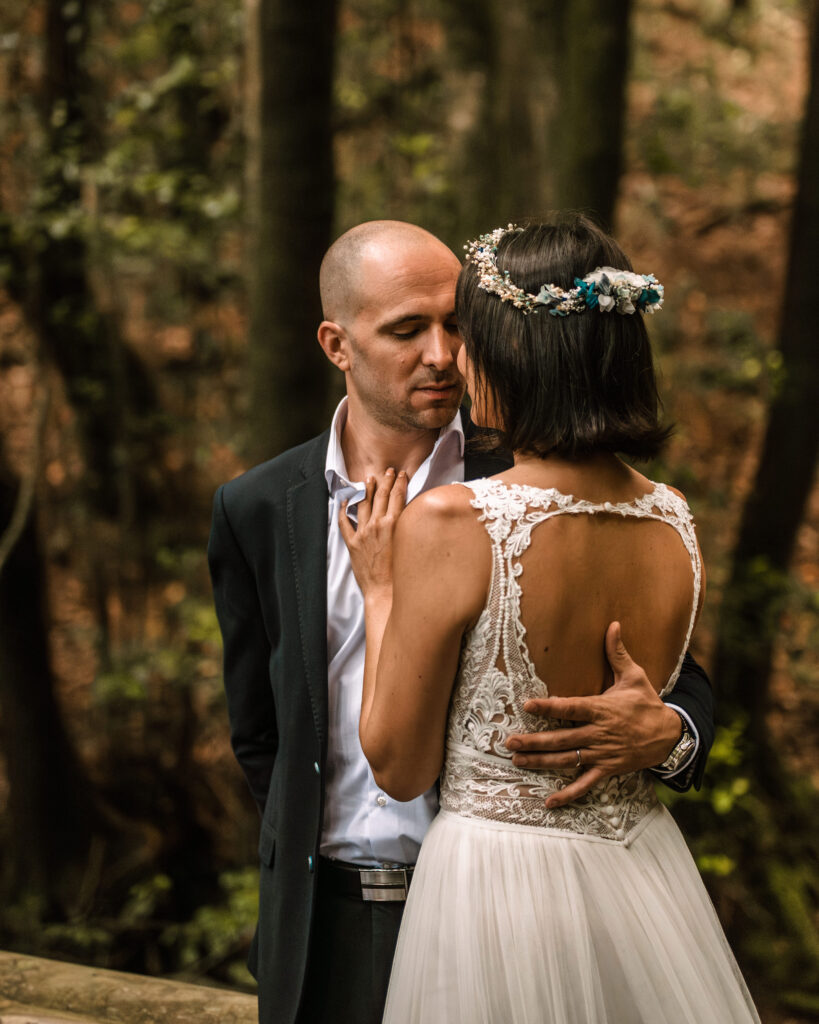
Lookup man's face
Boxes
[341,243,465,433]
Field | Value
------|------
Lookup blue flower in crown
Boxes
[573,277,599,310]
[534,284,566,311]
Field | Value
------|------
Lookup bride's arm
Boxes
[340,476,487,801]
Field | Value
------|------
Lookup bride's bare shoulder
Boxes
[397,482,487,545]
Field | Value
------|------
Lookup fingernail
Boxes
[522,702,535,713]
[386,467,395,475]
[398,470,407,479]
[545,798,556,810]
[506,738,520,750]
[512,755,527,767]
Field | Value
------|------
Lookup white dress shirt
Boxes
[319,398,699,865]
[321,398,465,866]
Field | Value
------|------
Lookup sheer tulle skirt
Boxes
[383,807,760,1024]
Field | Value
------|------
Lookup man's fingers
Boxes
[506,726,597,753]
[521,697,598,723]
[605,620,634,680]
[387,470,408,517]
[544,767,606,809]
[511,750,589,771]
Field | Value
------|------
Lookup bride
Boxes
[340,216,760,1023]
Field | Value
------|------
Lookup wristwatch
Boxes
[656,714,696,774]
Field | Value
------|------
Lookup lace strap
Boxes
[458,478,548,545]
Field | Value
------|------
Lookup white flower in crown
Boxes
[464,226,664,317]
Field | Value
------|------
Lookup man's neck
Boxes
[340,404,444,483]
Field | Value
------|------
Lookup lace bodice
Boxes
[439,478,702,845]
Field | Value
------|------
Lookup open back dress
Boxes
[382,479,759,1024]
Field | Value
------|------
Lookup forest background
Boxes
[0,0,817,1020]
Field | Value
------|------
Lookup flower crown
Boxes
[464,225,664,317]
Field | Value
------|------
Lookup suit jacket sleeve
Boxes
[208,484,276,815]
[654,651,714,793]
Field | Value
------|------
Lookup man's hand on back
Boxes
[504,622,682,809]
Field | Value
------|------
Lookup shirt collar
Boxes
[324,396,464,496]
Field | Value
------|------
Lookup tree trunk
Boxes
[553,0,633,230]
[245,0,337,463]
[0,466,98,908]
[441,0,562,241]
[29,0,159,527]
[442,0,631,242]
[712,0,819,746]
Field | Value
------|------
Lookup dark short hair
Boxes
[456,215,672,460]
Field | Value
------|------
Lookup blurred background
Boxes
[0,0,817,1018]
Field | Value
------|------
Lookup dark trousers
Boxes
[296,860,406,1024]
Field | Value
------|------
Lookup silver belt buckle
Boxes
[359,867,410,902]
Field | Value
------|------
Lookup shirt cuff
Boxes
[652,705,700,780]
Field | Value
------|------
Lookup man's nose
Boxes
[421,324,456,369]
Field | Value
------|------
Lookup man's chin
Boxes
[410,396,463,429]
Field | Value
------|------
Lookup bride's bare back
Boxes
[463,456,702,701]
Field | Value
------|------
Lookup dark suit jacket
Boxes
[208,417,715,1024]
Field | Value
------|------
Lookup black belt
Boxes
[320,857,414,902]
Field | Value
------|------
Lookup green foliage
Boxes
[669,307,781,396]
[1,0,245,301]
[161,867,258,986]
[89,0,243,291]
[334,0,455,230]
[121,874,174,927]
[718,555,797,671]
[92,594,222,716]
[636,60,795,187]
[662,708,819,999]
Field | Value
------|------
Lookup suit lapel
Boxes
[286,432,331,744]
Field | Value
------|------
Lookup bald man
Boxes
[208,221,715,1024]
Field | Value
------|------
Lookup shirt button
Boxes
[376,794,387,807]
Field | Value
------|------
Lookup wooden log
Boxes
[0,953,256,1024]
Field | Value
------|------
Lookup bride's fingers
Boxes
[544,766,606,809]
[387,470,408,517]
[338,500,355,545]
[357,475,377,528]
[371,468,395,519]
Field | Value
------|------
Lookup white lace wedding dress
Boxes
[382,479,760,1024]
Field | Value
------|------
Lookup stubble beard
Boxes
[369,392,456,433]
[361,381,464,434]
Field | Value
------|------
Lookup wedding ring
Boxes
[576,748,583,767]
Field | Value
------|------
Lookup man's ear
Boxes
[317,320,351,372]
